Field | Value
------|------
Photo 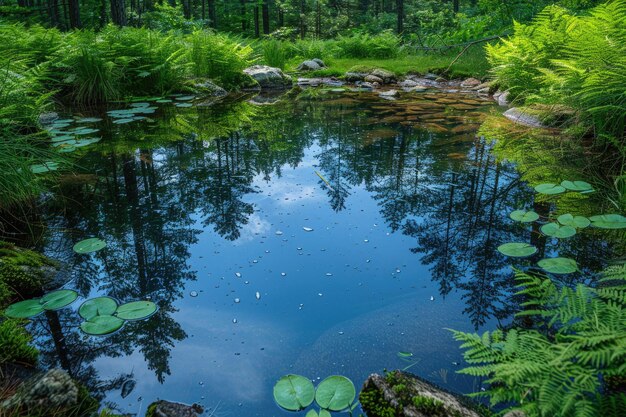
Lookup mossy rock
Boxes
[0,241,60,304]
[359,371,489,417]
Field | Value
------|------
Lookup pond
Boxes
[8,88,619,416]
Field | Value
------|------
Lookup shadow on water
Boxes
[3,89,620,415]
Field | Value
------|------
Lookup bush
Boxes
[261,39,288,69]
[335,31,404,59]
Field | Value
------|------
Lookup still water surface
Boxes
[17,89,615,416]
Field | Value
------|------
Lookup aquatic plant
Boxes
[273,374,358,416]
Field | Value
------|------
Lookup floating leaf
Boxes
[58,145,77,153]
[315,376,356,411]
[73,238,106,254]
[497,242,537,257]
[273,375,315,411]
[306,410,318,417]
[561,180,593,192]
[540,223,576,239]
[115,301,157,320]
[589,214,626,229]
[112,118,136,124]
[538,257,578,274]
[130,102,150,108]
[534,183,566,195]
[41,289,78,310]
[51,135,76,142]
[176,96,195,101]
[320,410,331,417]
[398,351,413,358]
[509,210,539,223]
[74,138,101,147]
[80,315,124,335]
[72,128,99,135]
[78,297,118,320]
[76,117,103,123]
[30,162,59,174]
[175,103,193,108]
[5,299,44,318]
[557,214,590,228]
[156,99,172,103]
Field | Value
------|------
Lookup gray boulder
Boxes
[312,58,325,67]
[494,90,511,106]
[370,68,396,83]
[364,74,384,84]
[243,65,292,89]
[344,72,367,82]
[503,107,546,128]
[379,89,399,98]
[461,77,481,87]
[38,112,59,126]
[147,400,203,417]
[192,79,227,97]
[1,369,78,412]
[398,79,419,88]
[297,60,322,71]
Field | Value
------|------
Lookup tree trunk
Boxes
[396,0,403,34]
[110,0,127,26]
[68,0,82,28]
[453,0,459,13]
[99,0,108,27]
[278,7,283,27]
[182,0,191,18]
[299,0,306,39]
[262,0,269,35]
[254,5,259,37]
[47,0,60,27]
[208,0,216,28]
[240,0,246,31]
[315,0,321,38]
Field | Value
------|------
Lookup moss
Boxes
[359,385,400,417]
[145,402,158,417]
[411,395,448,417]
[0,318,38,366]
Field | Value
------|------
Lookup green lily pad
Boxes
[73,238,106,254]
[130,102,150,108]
[79,296,118,320]
[51,135,76,142]
[115,301,157,320]
[497,242,538,257]
[112,118,136,124]
[557,214,590,228]
[315,375,356,411]
[534,183,566,195]
[80,315,124,335]
[510,210,539,223]
[30,162,59,173]
[398,351,413,358]
[156,99,172,103]
[73,128,99,135]
[5,299,44,318]
[273,374,315,411]
[540,223,576,239]
[75,117,103,123]
[306,411,318,417]
[319,410,331,417]
[538,257,578,274]
[58,145,77,153]
[561,180,593,192]
[41,289,78,310]
[74,138,101,147]
[175,103,193,108]
[589,214,626,229]
[176,96,195,101]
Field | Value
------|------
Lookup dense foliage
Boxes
[452,265,626,417]
[488,0,626,153]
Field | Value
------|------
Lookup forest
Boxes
[0,1,624,417]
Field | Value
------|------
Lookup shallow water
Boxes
[10,89,618,416]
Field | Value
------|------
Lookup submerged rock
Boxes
[379,89,399,98]
[243,65,292,89]
[360,371,484,417]
[146,400,204,417]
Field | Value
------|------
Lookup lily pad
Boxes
[79,296,118,320]
[41,289,78,310]
[306,410,318,417]
[561,180,593,192]
[115,300,157,320]
[58,146,77,153]
[175,103,193,108]
[534,183,566,195]
[30,162,59,174]
[509,210,539,223]
[112,118,136,124]
[540,223,576,239]
[80,315,124,335]
[156,99,173,103]
[319,410,331,417]
[5,299,44,318]
[273,374,315,411]
[557,214,590,228]
[130,102,150,108]
[589,214,626,229]
[72,128,100,135]
[51,135,76,142]
[497,242,538,257]
[315,375,356,411]
[176,96,195,101]
[73,238,107,254]
[538,257,578,274]
[74,138,101,147]
[76,117,103,123]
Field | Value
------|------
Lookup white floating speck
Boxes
[190,291,198,297]
[430,296,434,301]
[338,331,344,335]
[275,231,283,235]
[233,318,238,323]
[235,272,242,278]
[255,291,261,300]
[234,298,240,303]
[303,227,313,232]
[318,293,323,296]
[325,273,333,277]
[281,272,287,277]
[364,239,369,243]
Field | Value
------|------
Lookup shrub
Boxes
[452,264,626,417]
[335,31,404,59]
[261,39,288,69]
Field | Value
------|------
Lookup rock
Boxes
[398,79,419,88]
[503,411,528,417]
[477,87,490,94]
[297,60,322,71]
[461,77,481,87]
[503,107,546,128]
[147,400,203,417]
[360,371,483,417]
[38,112,59,126]
[379,89,399,98]
[424,73,439,80]
[243,65,292,89]
[191,79,227,97]
[364,74,384,84]
[473,82,491,91]
[1,369,78,412]
[344,72,367,82]
[494,90,510,106]
[355,81,375,90]
[370,68,397,83]
[312,58,325,67]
